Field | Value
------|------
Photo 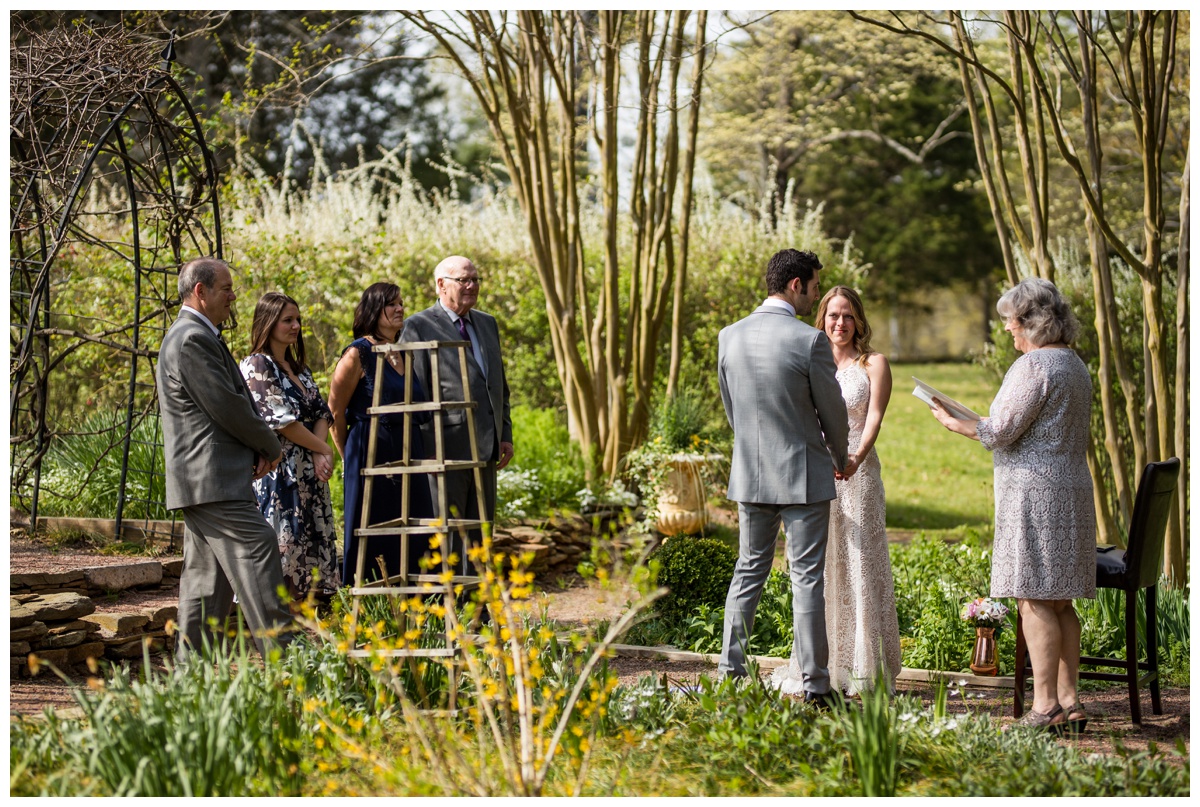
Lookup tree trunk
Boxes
[1169,145,1188,586]
[405,11,704,481]
[667,11,707,399]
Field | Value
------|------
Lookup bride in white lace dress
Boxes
[770,286,902,696]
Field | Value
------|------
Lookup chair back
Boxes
[1123,457,1180,590]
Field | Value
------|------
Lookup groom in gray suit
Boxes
[158,257,294,660]
[717,248,850,703]
[402,255,514,572]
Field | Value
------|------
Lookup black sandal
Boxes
[1063,702,1088,735]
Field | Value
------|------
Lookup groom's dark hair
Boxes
[766,249,823,296]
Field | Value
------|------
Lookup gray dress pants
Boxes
[718,500,831,694]
[175,499,295,660]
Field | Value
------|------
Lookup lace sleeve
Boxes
[239,353,298,430]
[977,355,1048,450]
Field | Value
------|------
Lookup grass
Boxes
[879,362,995,532]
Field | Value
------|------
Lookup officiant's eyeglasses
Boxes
[443,276,482,287]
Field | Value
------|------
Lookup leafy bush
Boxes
[648,390,715,451]
[890,531,1014,673]
[501,405,588,518]
[650,536,738,624]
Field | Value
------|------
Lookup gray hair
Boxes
[178,257,228,302]
[996,277,1079,346]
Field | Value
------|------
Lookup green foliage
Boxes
[844,679,906,796]
[649,536,737,624]
[10,639,306,796]
[499,405,589,519]
[628,565,794,659]
[648,390,714,452]
[682,673,842,793]
[890,531,1013,673]
[705,11,1002,300]
[17,409,168,520]
[925,719,1190,797]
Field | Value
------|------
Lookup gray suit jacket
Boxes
[156,310,282,510]
[401,304,512,461]
[718,304,850,505]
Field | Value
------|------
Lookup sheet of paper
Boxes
[912,377,981,421]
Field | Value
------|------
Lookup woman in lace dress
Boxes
[770,286,902,696]
[931,278,1095,732]
[327,282,434,585]
[240,292,341,601]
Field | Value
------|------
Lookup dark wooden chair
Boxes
[1013,457,1180,724]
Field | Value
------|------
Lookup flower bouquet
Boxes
[960,597,1009,630]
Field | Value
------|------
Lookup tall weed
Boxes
[844,679,905,796]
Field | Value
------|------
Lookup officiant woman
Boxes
[930,278,1095,733]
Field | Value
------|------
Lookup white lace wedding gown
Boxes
[769,361,903,696]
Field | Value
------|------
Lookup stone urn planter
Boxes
[654,453,722,537]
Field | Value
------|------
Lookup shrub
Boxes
[503,405,588,517]
[650,536,738,624]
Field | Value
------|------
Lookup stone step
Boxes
[11,558,181,596]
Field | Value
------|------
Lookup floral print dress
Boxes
[240,353,341,597]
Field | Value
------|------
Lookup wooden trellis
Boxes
[347,339,487,711]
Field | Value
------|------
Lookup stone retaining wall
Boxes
[10,592,176,678]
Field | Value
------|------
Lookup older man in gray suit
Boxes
[157,257,294,659]
[717,248,851,705]
[402,256,513,571]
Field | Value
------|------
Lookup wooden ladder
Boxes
[347,338,489,711]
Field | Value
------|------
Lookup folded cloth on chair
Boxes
[1095,546,1127,580]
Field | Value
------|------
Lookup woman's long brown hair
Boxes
[248,291,306,375]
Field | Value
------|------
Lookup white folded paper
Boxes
[912,377,981,421]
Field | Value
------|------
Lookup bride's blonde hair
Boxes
[814,285,874,366]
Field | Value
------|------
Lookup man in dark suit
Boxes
[717,248,851,705]
[401,256,513,571]
[157,257,294,660]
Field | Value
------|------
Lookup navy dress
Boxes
[341,337,434,583]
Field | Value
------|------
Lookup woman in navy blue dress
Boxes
[240,292,341,601]
[328,282,433,584]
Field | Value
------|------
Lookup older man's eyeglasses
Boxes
[443,275,482,288]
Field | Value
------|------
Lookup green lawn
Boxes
[878,362,997,532]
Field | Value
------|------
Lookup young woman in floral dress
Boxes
[240,292,341,601]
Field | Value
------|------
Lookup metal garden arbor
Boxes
[10,21,222,545]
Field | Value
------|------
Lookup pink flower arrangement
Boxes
[960,597,1009,629]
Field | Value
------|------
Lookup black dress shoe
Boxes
[803,690,837,710]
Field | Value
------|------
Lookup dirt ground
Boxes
[8,534,1190,762]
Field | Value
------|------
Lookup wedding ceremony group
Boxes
[9,10,1188,797]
